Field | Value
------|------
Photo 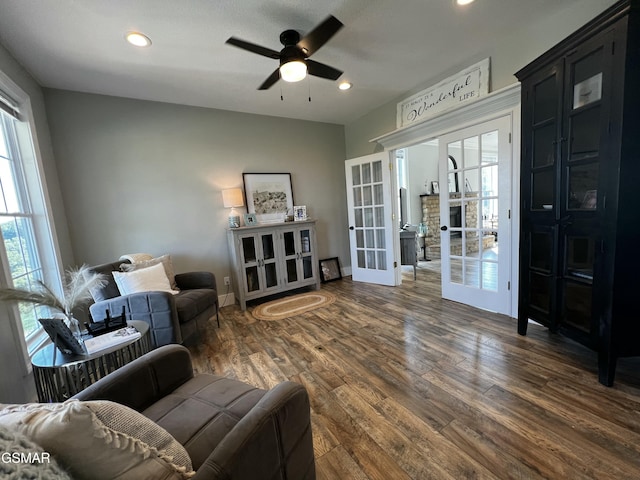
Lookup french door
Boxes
[345,152,398,286]
[438,116,512,314]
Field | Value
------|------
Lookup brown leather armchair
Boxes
[73,345,316,479]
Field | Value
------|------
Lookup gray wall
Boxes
[0,44,73,402]
[344,0,618,158]
[43,90,349,292]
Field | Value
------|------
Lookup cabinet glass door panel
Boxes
[566,236,595,281]
[261,234,275,260]
[529,272,552,314]
[241,237,257,263]
[299,229,311,254]
[264,263,278,288]
[302,257,313,279]
[569,107,601,158]
[286,259,298,283]
[245,266,259,293]
[562,280,592,333]
[283,232,295,256]
[532,170,554,209]
[533,123,556,168]
[531,231,554,272]
[568,163,598,210]
[534,75,558,123]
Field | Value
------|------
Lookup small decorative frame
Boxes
[243,173,294,224]
[319,257,342,283]
[294,205,307,221]
[431,181,440,195]
[244,213,258,226]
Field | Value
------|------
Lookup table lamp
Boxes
[222,188,244,228]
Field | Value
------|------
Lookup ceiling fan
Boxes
[226,15,344,90]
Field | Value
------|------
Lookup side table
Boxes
[31,320,151,402]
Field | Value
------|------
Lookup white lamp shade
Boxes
[280,60,307,83]
[222,188,244,208]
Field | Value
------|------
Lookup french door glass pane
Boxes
[353,187,362,207]
[464,136,479,168]
[352,165,361,186]
[372,160,383,182]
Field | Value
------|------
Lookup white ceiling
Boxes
[0,0,584,125]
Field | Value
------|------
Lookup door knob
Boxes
[349,226,355,230]
[440,226,448,231]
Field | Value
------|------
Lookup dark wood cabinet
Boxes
[516,0,640,386]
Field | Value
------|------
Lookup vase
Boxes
[66,315,82,341]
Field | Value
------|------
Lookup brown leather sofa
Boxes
[73,344,316,479]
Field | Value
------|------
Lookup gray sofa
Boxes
[73,345,316,479]
[88,260,218,347]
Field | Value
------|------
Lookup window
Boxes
[0,84,62,354]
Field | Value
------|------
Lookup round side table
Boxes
[31,320,151,402]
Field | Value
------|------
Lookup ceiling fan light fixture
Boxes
[126,31,152,47]
[338,81,352,90]
[456,0,475,5]
[280,60,307,82]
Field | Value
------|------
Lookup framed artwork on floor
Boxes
[319,257,342,283]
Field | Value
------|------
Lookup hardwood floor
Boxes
[189,264,640,479]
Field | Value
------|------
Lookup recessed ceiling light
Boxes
[338,81,352,91]
[456,0,475,5]
[126,32,152,47]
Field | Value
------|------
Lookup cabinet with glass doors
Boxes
[227,220,320,310]
[516,0,640,386]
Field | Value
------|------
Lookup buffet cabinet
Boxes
[516,0,640,385]
[227,220,320,310]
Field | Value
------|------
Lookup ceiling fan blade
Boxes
[297,15,343,56]
[226,37,280,59]
[306,59,343,81]
[258,69,281,90]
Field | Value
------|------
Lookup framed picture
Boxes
[431,181,440,195]
[243,173,294,224]
[319,257,342,283]
[573,73,602,109]
[293,205,307,221]
[38,318,85,355]
[243,213,258,226]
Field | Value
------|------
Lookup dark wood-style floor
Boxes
[188,264,640,479]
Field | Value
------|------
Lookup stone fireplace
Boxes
[420,193,494,259]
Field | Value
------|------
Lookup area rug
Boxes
[252,291,336,321]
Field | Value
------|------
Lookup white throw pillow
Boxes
[113,262,178,296]
[0,400,194,480]
[121,254,178,290]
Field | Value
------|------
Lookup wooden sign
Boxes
[397,58,490,128]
